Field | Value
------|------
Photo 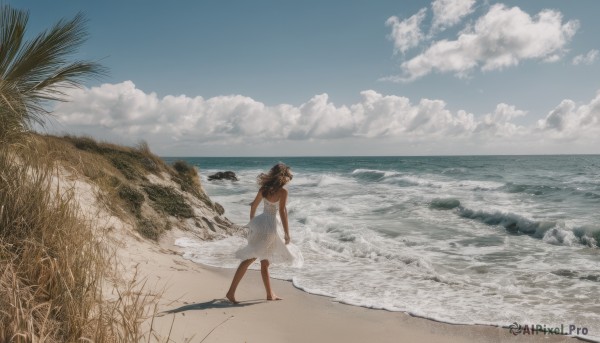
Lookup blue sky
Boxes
[15,0,600,156]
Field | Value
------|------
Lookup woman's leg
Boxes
[226,258,256,303]
[260,259,282,300]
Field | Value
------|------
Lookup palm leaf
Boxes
[0,5,28,74]
[0,4,105,136]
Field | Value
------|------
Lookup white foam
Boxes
[317,174,353,187]
[175,236,244,269]
[542,225,578,246]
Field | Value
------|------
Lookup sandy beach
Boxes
[124,229,582,343]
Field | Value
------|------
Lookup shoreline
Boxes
[136,229,589,343]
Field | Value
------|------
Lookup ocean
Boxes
[164,155,600,340]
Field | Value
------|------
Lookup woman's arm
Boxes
[278,189,290,244]
[250,190,263,220]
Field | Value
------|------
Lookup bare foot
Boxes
[226,293,239,304]
[267,294,283,301]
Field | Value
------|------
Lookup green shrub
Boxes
[172,160,199,195]
[110,156,138,180]
[72,136,101,152]
[173,160,196,175]
[142,184,194,218]
[136,218,162,241]
[118,184,145,217]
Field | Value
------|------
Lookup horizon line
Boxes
[159,153,600,158]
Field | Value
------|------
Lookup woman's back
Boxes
[262,197,280,217]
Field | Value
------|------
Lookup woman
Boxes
[226,163,302,303]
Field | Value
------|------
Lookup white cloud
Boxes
[391,4,579,81]
[572,49,599,65]
[51,81,600,155]
[475,103,527,137]
[385,8,427,54]
[55,81,480,143]
[537,91,600,138]
[431,0,476,32]
[350,90,477,138]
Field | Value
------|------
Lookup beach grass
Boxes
[35,134,198,241]
[0,136,159,342]
[0,4,177,339]
[171,159,225,215]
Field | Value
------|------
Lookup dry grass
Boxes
[171,160,225,216]
[44,135,227,240]
[0,137,158,342]
[0,5,167,339]
[30,134,188,241]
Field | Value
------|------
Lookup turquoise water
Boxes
[165,155,600,341]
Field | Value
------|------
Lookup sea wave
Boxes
[441,167,468,175]
[429,198,598,248]
[350,168,401,181]
[499,182,600,201]
[350,168,442,187]
[317,174,350,187]
[456,206,598,248]
[291,173,353,188]
[429,198,461,210]
[552,269,600,283]
[500,182,562,195]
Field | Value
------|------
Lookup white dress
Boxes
[235,198,303,267]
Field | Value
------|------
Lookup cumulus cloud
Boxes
[385,8,428,54]
[55,81,482,143]
[572,49,599,65]
[431,0,476,32]
[475,103,527,137]
[537,91,600,138]
[389,4,578,81]
[55,81,295,141]
[352,90,478,138]
[51,81,600,155]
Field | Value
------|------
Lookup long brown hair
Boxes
[258,163,293,197]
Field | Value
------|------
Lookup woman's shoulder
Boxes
[266,188,287,202]
[277,188,288,202]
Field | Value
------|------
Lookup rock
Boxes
[212,202,225,215]
[208,171,238,181]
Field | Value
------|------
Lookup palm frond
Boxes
[31,60,106,98]
[0,5,28,77]
[5,12,89,83]
[0,4,105,136]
